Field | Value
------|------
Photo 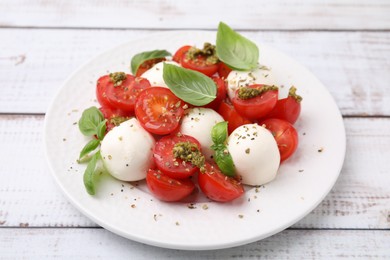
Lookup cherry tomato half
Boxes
[232,84,278,120]
[204,77,227,110]
[96,75,115,108]
[135,58,166,77]
[218,62,232,79]
[263,87,302,124]
[153,134,201,179]
[146,169,195,202]
[198,162,244,202]
[135,87,184,135]
[104,73,151,113]
[218,100,252,134]
[173,45,191,63]
[173,45,219,76]
[261,118,298,162]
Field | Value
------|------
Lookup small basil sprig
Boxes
[131,49,171,75]
[78,106,108,195]
[216,22,259,71]
[83,151,105,195]
[78,107,105,136]
[163,63,216,106]
[211,121,235,177]
[78,139,100,163]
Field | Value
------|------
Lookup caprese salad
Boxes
[77,22,302,203]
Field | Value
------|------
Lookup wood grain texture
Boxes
[1,29,389,116]
[0,0,389,30]
[0,115,389,229]
[0,228,389,258]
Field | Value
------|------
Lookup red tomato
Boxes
[99,107,132,132]
[153,134,201,179]
[104,73,151,113]
[218,62,232,79]
[135,87,184,135]
[218,100,252,134]
[261,118,298,162]
[232,84,278,120]
[204,77,227,110]
[146,169,195,202]
[96,75,115,108]
[198,162,244,202]
[263,87,302,124]
[135,58,166,77]
[173,45,191,63]
[173,45,219,76]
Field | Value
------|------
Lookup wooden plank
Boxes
[1,29,390,116]
[0,0,389,30]
[0,115,389,229]
[0,228,388,258]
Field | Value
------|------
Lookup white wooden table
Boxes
[1,1,390,258]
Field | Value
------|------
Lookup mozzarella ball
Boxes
[179,108,224,160]
[226,66,276,100]
[141,61,181,88]
[227,124,280,186]
[100,118,155,181]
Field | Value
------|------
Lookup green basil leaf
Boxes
[131,49,171,75]
[83,151,101,195]
[214,147,235,177]
[211,121,228,145]
[96,120,107,141]
[78,139,100,163]
[78,107,104,136]
[216,22,259,71]
[163,63,216,106]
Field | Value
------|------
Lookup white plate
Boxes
[44,31,346,250]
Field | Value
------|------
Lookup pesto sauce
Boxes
[109,72,127,87]
[173,141,205,172]
[237,85,278,100]
[186,42,219,65]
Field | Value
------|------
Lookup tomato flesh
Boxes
[146,169,195,202]
[135,58,166,77]
[153,134,201,179]
[198,162,244,202]
[218,100,252,134]
[96,75,116,108]
[204,77,227,110]
[135,87,184,135]
[261,118,298,162]
[263,96,301,124]
[104,74,151,113]
[218,62,232,79]
[173,45,219,76]
[232,84,278,120]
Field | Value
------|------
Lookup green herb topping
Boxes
[186,42,219,65]
[173,141,205,172]
[237,85,278,100]
[110,116,130,127]
[289,86,303,103]
[109,72,127,87]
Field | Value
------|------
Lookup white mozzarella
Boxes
[141,61,181,88]
[227,124,280,186]
[226,66,276,100]
[100,118,155,181]
[179,108,224,160]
